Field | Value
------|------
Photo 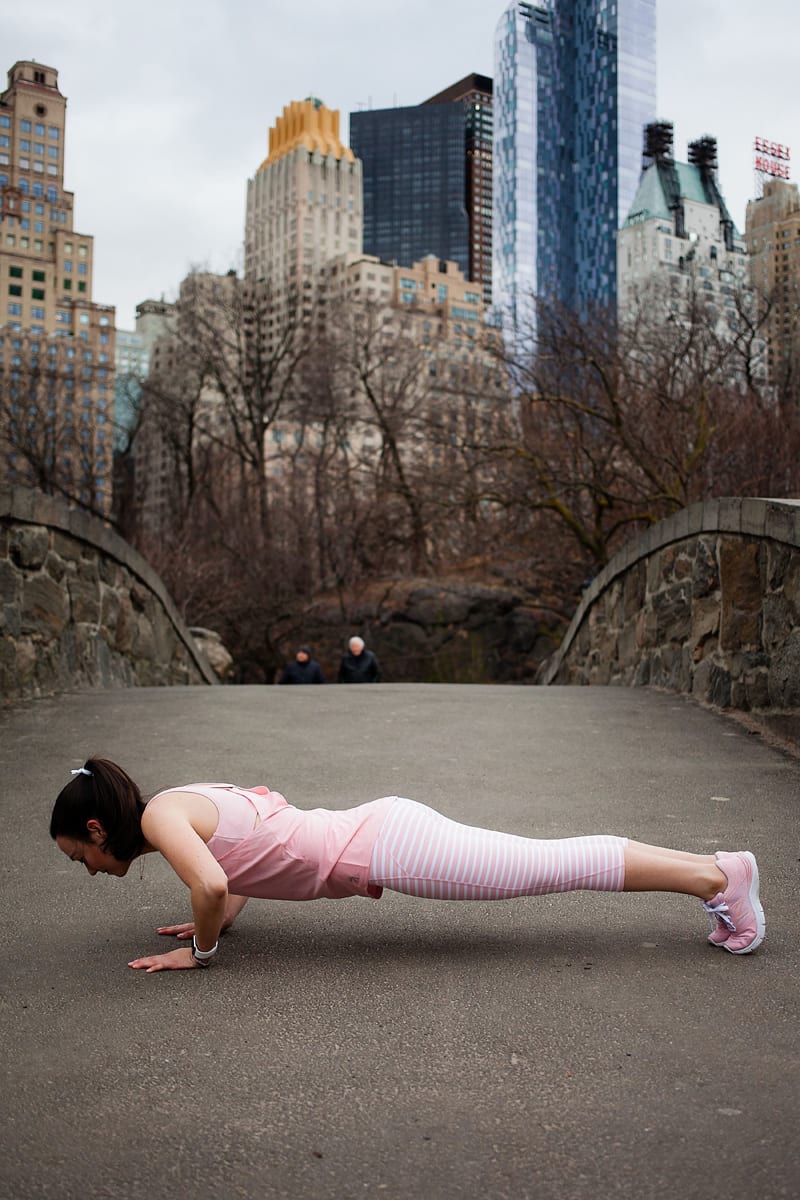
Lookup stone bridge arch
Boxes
[1,487,217,702]
[539,498,800,715]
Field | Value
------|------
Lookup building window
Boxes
[77,282,86,293]
[31,306,45,319]
[32,269,45,282]
[20,120,31,133]
[48,126,59,140]
[7,303,22,315]
[32,288,45,300]
[8,284,22,296]
[9,265,23,278]
[64,260,72,272]
[63,279,72,290]
[48,146,58,159]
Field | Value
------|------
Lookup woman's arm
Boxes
[157,893,250,940]
[129,799,229,973]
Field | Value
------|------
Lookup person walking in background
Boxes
[338,635,381,684]
[279,646,325,685]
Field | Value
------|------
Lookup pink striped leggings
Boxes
[368,798,627,899]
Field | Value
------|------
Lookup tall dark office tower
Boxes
[350,73,493,306]
[493,0,656,330]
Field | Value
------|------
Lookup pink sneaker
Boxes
[703,851,765,954]
[706,916,732,947]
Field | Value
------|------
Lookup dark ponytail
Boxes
[49,758,147,862]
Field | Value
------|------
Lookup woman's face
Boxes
[56,823,132,877]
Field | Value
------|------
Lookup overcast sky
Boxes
[2,0,797,327]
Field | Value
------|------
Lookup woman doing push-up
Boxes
[49,757,765,972]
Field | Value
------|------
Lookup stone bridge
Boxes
[540,497,800,725]
[1,486,217,701]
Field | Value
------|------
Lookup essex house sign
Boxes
[753,136,791,180]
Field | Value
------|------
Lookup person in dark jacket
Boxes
[279,646,325,685]
[338,636,381,684]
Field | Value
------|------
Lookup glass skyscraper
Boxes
[350,75,493,305]
[493,0,656,330]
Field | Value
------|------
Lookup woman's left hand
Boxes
[128,947,201,973]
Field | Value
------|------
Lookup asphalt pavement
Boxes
[1,683,798,1200]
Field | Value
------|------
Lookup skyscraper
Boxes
[493,0,656,330]
[618,125,748,332]
[245,98,362,317]
[0,60,116,512]
[350,74,493,306]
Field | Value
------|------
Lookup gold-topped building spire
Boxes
[261,97,355,170]
[245,95,363,318]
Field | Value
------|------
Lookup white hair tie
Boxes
[71,767,92,777]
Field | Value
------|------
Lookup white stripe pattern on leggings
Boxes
[368,798,627,900]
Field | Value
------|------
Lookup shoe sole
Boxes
[723,851,765,955]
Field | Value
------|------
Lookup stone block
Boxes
[44,550,67,583]
[740,498,766,537]
[764,502,798,546]
[52,532,82,562]
[708,664,732,707]
[673,551,692,581]
[717,497,743,534]
[690,594,720,648]
[692,536,719,598]
[114,595,135,654]
[687,502,704,535]
[768,628,800,707]
[766,542,794,592]
[130,582,148,613]
[701,497,720,531]
[100,586,120,634]
[653,582,692,643]
[10,525,50,570]
[719,539,762,651]
[622,561,646,621]
[646,552,662,595]
[0,560,20,606]
[761,592,795,652]
[99,557,119,587]
[782,555,800,615]
[132,614,157,661]
[69,577,101,624]
[77,554,100,582]
[673,508,689,541]
[744,667,771,711]
[21,573,69,638]
[15,636,37,683]
[1,603,21,638]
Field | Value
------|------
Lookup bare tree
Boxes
[0,326,111,520]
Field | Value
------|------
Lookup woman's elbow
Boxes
[192,877,228,905]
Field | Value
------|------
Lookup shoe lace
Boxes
[703,896,736,932]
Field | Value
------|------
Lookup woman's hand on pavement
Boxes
[157,921,195,940]
[128,947,200,972]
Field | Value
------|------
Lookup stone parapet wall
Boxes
[540,498,800,712]
[1,488,217,702]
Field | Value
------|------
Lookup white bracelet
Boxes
[191,937,219,964]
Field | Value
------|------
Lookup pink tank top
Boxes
[149,783,395,901]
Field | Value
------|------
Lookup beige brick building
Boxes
[745,178,800,391]
[245,98,362,327]
[0,60,116,513]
